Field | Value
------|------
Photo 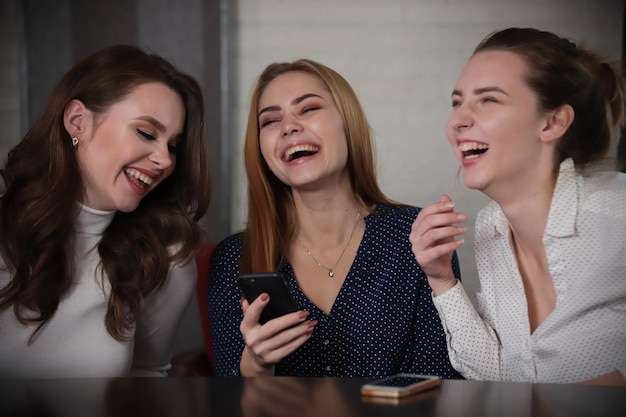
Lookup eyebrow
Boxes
[136,115,167,132]
[451,86,509,97]
[258,93,323,117]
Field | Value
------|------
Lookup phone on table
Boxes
[360,373,441,399]
[237,272,299,324]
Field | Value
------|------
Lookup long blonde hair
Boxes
[240,59,400,274]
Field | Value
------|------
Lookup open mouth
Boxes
[283,144,319,162]
[124,167,154,189]
[459,142,489,159]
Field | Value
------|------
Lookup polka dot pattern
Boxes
[208,205,463,379]
[433,159,626,383]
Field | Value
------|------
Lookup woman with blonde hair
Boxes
[209,59,462,378]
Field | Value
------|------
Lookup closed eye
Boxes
[302,105,320,114]
[137,129,155,140]
[168,143,178,154]
[260,118,279,128]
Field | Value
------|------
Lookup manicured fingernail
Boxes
[444,202,455,208]
[298,311,310,320]
[261,293,269,301]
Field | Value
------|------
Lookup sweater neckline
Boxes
[75,204,116,236]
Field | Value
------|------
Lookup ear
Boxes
[539,104,574,144]
[63,99,90,138]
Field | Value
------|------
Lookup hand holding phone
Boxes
[360,373,441,399]
[237,272,299,324]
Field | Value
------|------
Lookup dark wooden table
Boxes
[0,376,624,417]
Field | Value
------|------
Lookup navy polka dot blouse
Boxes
[207,204,463,379]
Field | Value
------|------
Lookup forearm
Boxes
[433,282,505,380]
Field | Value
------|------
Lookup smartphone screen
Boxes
[237,272,299,324]
[361,373,441,398]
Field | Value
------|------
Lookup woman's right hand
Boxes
[410,194,466,296]
[239,294,317,376]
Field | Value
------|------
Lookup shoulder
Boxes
[365,204,420,240]
[369,204,420,223]
[580,171,626,219]
[209,232,243,279]
[213,232,244,259]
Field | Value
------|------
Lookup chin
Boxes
[115,201,141,213]
[461,173,486,191]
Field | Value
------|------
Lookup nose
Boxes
[150,143,173,169]
[281,114,302,137]
[449,105,473,131]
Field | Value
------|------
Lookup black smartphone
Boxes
[360,374,441,399]
[237,272,299,324]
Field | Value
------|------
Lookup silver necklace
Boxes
[297,209,362,277]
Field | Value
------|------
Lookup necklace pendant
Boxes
[328,270,334,277]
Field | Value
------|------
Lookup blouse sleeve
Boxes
[131,258,197,376]
[207,235,246,376]
[432,281,505,381]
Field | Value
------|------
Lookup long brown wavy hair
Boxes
[241,59,401,274]
[474,27,626,170]
[0,45,211,342]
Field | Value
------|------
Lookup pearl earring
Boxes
[72,137,79,147]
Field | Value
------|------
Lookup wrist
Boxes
[240,347,275,376]
[428,276,457,297]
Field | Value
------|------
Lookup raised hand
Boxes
[410,194,466,295]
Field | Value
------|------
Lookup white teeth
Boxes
[125,168,153,185]
[458,142,489,152]
[283,144,319,160]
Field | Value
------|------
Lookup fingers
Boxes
[241,317,317,373]
[240,292,267,326]
[410,197,466,248]
[410,195,467,280]
[239,296,317,374]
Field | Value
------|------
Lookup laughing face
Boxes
[257,71,348,190]
[446,50,552,197]
[73,82,184,212]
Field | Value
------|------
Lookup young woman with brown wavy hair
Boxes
[0,44,211,377]
[209,59,462,379]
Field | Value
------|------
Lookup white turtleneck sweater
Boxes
[0,204,196,378]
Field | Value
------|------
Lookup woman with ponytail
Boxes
[411,27,626,385]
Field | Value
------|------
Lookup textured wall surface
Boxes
[229,0,624,303]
